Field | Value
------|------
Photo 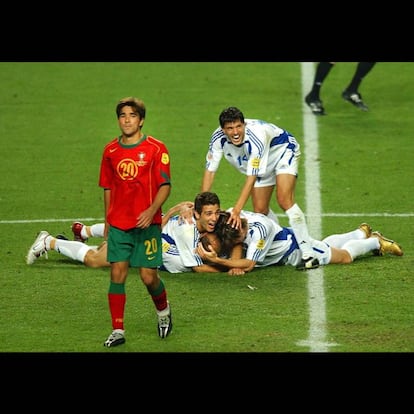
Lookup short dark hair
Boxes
[116,97,146,119]
[193,192,220,214]
[219,107,244,128]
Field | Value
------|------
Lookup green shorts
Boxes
[107,224,162,268]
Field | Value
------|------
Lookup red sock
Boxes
[151,290,168,312]
[108,293,126,330]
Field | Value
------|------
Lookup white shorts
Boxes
[254,151,299,187]
[160,253,192,273]
[286,239,332,266]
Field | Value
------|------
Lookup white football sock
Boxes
[80,226,89,240]
[44,235,52,250]
[266,208,279,224]
[90,223,105,238]
[54,239,95,263]
[285,203,313,259]
[342,238,379,260]
[323,228,366,248]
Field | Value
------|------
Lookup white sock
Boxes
[342,238,379,260]
[285,203,313,258]
[157,303,170,317]
[266,208,279,224]
[323,228,366,248]
[90,223,105,238]
[44,235,53,250]
[80,226,89,240]
[54,239,94,263]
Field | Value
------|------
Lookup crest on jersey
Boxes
[257,239,265,250]
[251,157,260,169]
[137,152,147,167]
[161,153,170,165]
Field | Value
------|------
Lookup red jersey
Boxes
[99,135,171,230]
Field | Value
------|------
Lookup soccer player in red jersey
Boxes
[99,97,172,347]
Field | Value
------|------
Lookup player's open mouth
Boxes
[231,135,242,144]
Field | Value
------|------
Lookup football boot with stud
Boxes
[72,222,88,242]
[372,231,403,256]
[26,231,50,265]
[359,223,372,238]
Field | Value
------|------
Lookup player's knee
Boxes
[85,259,99,268]
[277,197,295,211]
[342,251,353,264]
[253,206,269,215]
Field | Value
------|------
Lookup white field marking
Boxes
[298,62,336,352]
[306,213,414,217]
[2,212,413,225]
[297,62,413,350]
[0,218,105,224]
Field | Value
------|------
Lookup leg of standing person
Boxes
[104,261,129,347]
[341,62,376,111]
[305,62,336,115]
[141,268,172,339]
[104,225,172,348]
[250,186,280,224]
[104,269,168,346]
[274,173,320,270]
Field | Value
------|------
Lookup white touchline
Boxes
[2,212,412,225]
[1,212,412,225]
[297,62,338,352]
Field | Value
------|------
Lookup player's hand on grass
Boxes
[228,268,245,276]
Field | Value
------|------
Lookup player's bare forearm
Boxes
[192,263,227,273]
[162,201,194,227]
[234,175,256,213]
[197,243,255,272]
[201,170,215,191]
[137,184,171,228]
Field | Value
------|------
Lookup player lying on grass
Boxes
[196,210,403,275]
[27,201,403,275]
[26,192,237,273]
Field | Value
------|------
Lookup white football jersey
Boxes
[205,119,301,185]
[238,210,331,267]
[160,215,203,273]
[236,210,288,266]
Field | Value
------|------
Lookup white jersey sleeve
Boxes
[240,210,279,265]
[161,216,203,273]
[244,119,275,177]
[237,209,300,267]
[205,127,225,172]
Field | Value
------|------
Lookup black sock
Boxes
[307,62,335,100]
[344,62,376,93]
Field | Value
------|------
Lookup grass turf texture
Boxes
[0,62,413,353]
